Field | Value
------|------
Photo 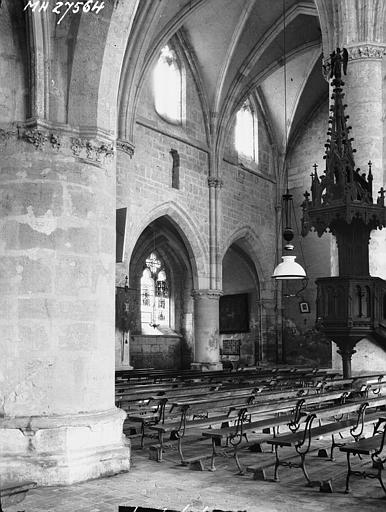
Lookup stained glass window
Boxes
[140,253,170,333]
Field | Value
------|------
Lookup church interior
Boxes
[1,0,386,510]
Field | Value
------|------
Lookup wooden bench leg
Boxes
[249,468,267,481]
[299,453,310,485]
[273,445,280,482]
[376,462,386,494]
[140,423,145,449]
[344,451,352,493]
[158,431,164,451]
[149,445,163,462]
[319,480,333,493]
[177,436,189,466]
[189,460,205,471]
[209,438,217,472]
[234,445,244,475]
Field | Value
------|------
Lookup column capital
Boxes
[347,44,386,61]
[192,289,223,299]
[7,118,116,164]
[117,138,135,158]
[208,177,223,189]
[316,0,386,58]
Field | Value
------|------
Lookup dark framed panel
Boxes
[116,207,127,263]
[219,293,249,334]
[222,339,241,356]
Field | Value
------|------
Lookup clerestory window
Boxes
[153,44,182,124]
[235,100,258,162]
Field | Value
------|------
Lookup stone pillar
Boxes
[344,45,386,278]
[0,124,130,485]
[208,177,222,289]
[322,0,386,279]
[337,346,356,379]
[192,289,222,370]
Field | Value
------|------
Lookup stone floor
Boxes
[5,432,386,512]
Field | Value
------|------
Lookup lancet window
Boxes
[140,252,170,333]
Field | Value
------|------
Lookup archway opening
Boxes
[221,243,260,368]
[116,216,195,370]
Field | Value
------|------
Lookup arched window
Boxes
[235,100,258,162]
[153,44,182,124]
[140,252,170,333]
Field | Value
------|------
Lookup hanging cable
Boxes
[283,0,289,193]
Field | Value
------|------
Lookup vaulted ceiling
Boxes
[119,0,328,153]
[1,0,329,155]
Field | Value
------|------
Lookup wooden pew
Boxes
[125,386,261,447]
[115,365,332,385]
[124,373,351,456]
[120,378,323,444]
[260,396,386,489]
[146,392,260,463]
[199,389,353,473]
[340,416,386,494]
[147,388,347,469]
[116,382,222,410]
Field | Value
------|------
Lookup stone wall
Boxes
[221,247,259,367]
[131,335,183,369]
[286,100,333,367]
[115,43,278,367]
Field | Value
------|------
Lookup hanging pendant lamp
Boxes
[271,2,306,282]
[272,191,306,280]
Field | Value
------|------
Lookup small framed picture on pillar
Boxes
[299,301,310,314]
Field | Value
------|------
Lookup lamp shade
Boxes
[272,255,306,280]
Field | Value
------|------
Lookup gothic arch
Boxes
[220,226,269,284]
[117,0,209,144]
[67,0,139,133]
[125,202,209,290]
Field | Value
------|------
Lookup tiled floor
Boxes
[5,433,386,512]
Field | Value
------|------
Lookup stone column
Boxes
[208,177,223,289]
[192,289,223,370]
[0,123,130,485]
[344,45,386,278]
[322,0,386,279]
[337,345,356,379]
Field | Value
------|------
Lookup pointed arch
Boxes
[125,202,209,290]
[221,225,272,283]
[117,0,211,146]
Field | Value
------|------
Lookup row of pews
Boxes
[116,367,386,496]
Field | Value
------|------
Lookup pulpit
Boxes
[302,49,386,377]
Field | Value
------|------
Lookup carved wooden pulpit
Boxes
[301,49,386,377]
